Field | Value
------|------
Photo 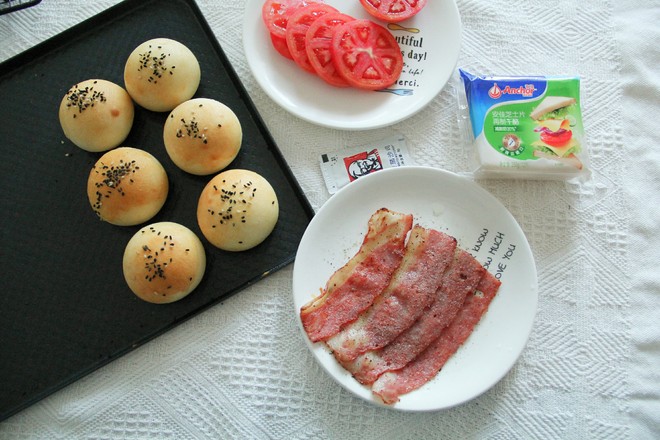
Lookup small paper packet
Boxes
[320,135,413,194]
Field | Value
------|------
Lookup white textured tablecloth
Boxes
[1,0,659,438]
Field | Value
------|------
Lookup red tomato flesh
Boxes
[285,3,339,73]
[262,0,316,39]
[331,19,404,90]
[539,128,573,147]
[359,0,428,23]
[270,33,294,59]
[305,12,355,87]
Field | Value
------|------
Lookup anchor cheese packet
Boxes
[458,69,590,180]
[320,135,412,194]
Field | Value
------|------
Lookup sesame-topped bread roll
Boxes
[163,98,242,175]
[58,79,134,152]
[124,38,201,112]
[197,169,279,251]
[123,221,206,304]
[87,147,169,226]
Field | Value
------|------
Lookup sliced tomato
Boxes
[331,19,404,90]
[285,3,339,73]
[262,0,316,40]
[270,32,294,59]
[359,0,428,23]
[539,128,573,147]
[305,12,355,87]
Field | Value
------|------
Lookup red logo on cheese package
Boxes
[488,83,502,99]
[344,149,383,182]
[488,82,537,99]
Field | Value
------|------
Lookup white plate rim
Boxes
[292,166,538,411]
[242,0,463,130]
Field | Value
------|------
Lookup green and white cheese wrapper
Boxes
[458,69,590,180]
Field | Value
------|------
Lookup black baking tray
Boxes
[0,0,314,421]
[0,0,41,15]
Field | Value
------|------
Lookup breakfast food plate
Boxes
[0,0,313,421]
[292,166,538,411]
[243,0,462,130]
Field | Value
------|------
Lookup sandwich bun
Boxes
[197,169,279,251]
[163,98,242,175]
[87,147,169,226]
[123,221,206,304]
[124,38,201,112]
[58,79,134,152]
[530,96,576,120]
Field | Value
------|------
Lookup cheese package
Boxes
[458,69,589,180]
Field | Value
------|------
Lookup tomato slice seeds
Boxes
[261,0,406,91]
[305,12,355,87]
[359,0,427,23]
[262,0,315,38]
[331,19,404,90]
[285,3,339,74]
[263,0,320,57]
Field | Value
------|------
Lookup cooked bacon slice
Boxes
[372,270,501,405]
[300,208,413,342]
[326,226,457,362]
[346,248,486,385]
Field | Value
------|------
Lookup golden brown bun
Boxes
[124,38,201,112]
[87,147,169,226]
[123,222,206,304]
[58,79,134,152]
[163,98,242,175]
[197,169,279,251]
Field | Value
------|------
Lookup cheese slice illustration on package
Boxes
[459,69,589,180]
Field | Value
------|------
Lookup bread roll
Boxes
[123,221,206,304]
[87,147,168,226]
[124,38,201,112]
[163,98,242,175]
[58,79,134,152]
[197,169,279,251]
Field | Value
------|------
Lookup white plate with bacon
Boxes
[292,166,538,411]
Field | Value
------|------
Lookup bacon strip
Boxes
[300,208,413,342]
[326,226,457,363]
[372,271,501,405]
[346,249,486,385]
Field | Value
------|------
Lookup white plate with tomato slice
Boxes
[243,0,462,130]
